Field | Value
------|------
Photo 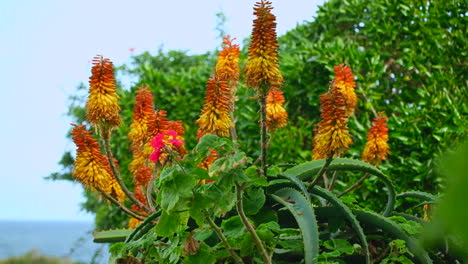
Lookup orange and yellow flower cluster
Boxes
[266,90,288,131]
[245,0,283,92]
[312,64,356,160]
[362,112,390,165]
[197,36,240,138]
[71,124,125,202]
[86,55,121,134]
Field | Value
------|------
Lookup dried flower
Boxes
[334,64,357,116]
[245,0,283,93]
[362,112,390,166]
[312,83,353,159]
[197,77,232,137]
[266,90,288,131]
[86,55,121,133]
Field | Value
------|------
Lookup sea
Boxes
[0,221,109,263]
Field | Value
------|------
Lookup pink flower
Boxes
[149,130,185,163]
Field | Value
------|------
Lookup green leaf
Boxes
[271,188,319,264]
[243,187,266,215]
[93,229,133,243]
[221,216,245,239]
[283,158,395,216]
[158,170,196,212]
[184,243,216,264]
[397,191,438,202]
[323,239,355,256]
[353,209,432,264]
[310,186,370,264]
[156,211,189,237]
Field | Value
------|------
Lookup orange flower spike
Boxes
[128,86,156,152]
[148,110,169,136]
[312,84,353,160]
[334,64,357,116]
[216,36,241,110]
[266,90,288,131]
[71,124,111,189]
[216,35,240,84]
[197,77,232,137]
[245,0,283,93]
[86,55,121,133]
[362,112,390,166]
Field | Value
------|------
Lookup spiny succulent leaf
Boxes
[271,188,319,264]
[93,229,134,243]
[283,158,395,216]
[310,186,370,264]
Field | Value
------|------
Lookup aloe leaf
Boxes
[125,210,162,242]
[310,186,370,264]
[283,158,395,216]
[392,212,426,224]
[271,188,319,264]
[277,172,310,202]
[397,191,438,202]
[353,209,432,264]
[93,229,134,243]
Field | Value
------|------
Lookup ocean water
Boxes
[0,221,109,263]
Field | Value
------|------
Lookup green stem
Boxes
[310,154,334,189]
[205,214,245,264]
[259,90,268,177]
[337,173,370,198]
[235,182,271,264]
[95,187,146,221]
[146,169,158,212]
[327,171,339,191]
[102,137,150,212]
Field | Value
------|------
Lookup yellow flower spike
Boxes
[334,64,358,116]
[266,90,288,131]
[128,86,156,152]
[245,0,283,93]
[197,77,232,138]
[86,55,121,134]
[71,124,125,202]
[215,35,241,110]
[312,83,353,160]
[362,111,390,166]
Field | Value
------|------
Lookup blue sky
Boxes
[0,0,325,221]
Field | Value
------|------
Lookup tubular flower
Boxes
[148,110,169,136]
[71,124,125,201]
[362,112,390,166]
[266,90,288,131]
[86,55,121,133]
[128,86,156,152]
[149,130,186,165]
[128,184,147,228]
[197,77,232,137]
[71,124,111,189]
[312,84,353,160]
[245,0,283,93]
[334,64,357,116]
[215,35,240,110]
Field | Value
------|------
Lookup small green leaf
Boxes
[221,216,245,238]
[243,187,266,215]
[93,229,133,243]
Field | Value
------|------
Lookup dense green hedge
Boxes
[49,0,467,229]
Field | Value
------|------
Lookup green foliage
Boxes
[0,250,77,264]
